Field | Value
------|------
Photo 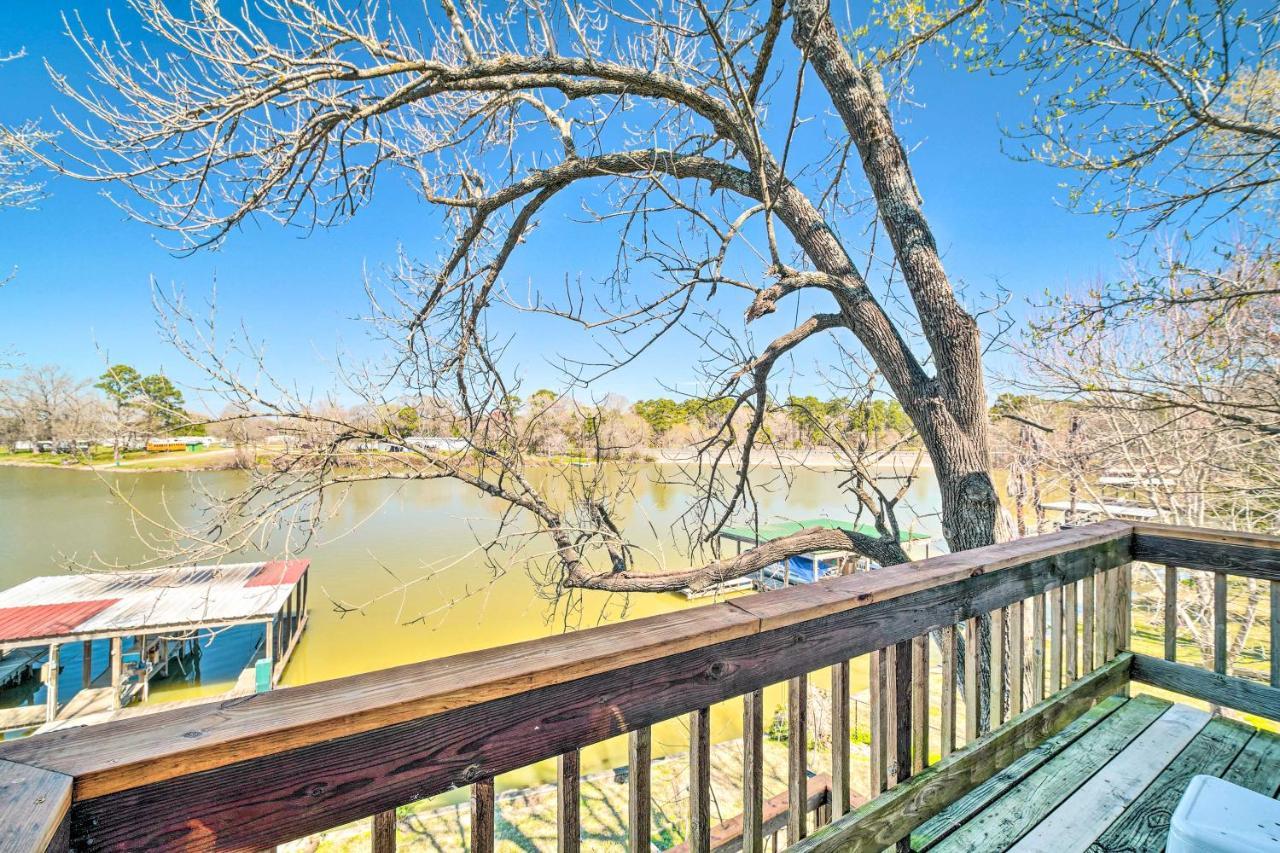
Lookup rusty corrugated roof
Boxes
[243,559,310,588]
[0,600,120,643]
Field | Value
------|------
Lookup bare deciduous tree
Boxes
[1004,281,1279,675]
[0,364,97,443]
[29,1,1009,596]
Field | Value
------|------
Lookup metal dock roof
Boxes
[0,559,309,648]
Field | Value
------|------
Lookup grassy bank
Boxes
[0,446,237,472]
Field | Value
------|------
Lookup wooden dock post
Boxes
[264,620,275,680]
[45,644,59,723]
[110,636,123,710]
[81,640,92,689]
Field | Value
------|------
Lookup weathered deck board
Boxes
[788,655,1132,853]
[910,695,1126,851]
[907,699,1280,853]
[1083,716,1252,853]
[928,695,1171,852]
[1222,728,1280,796]
[1004,703,1210,853]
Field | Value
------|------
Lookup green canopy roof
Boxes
[718,517,930,545]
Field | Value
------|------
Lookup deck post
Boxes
[109,636,123,710]
[81,640,92,689]
[45,644,59,723]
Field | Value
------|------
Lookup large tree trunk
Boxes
[792,0,1005,727]
[790,0,1006,557]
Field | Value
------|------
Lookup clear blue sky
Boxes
[0,3,1123,407]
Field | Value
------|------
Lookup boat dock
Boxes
[0,558,310,735]
[681,517,934,598]
[1041,499,1159,520]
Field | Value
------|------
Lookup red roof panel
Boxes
[0,599,121,643]
[243,559,310,588]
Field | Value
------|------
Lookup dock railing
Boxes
[2,520,1278,852]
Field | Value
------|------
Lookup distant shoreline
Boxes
[0,445,931,475]
[640,447,932,470]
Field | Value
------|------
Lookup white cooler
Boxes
[1168,774,1280,852]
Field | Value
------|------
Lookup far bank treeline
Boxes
[0,363,203,449]
[0,362,921,459]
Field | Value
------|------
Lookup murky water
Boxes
[0,463,942,787]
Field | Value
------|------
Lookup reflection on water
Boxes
[0,463,942,783]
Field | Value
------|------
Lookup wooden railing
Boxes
[1,520,1277,853]
[1127,524,1280,720]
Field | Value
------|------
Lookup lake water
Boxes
[0,463,942,788]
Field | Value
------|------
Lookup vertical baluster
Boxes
[964,617,980,743]
[1082,567,1096,674]
[911,635,928,772]
[831,662,851,817]
[1031,594,1046,703]
[893,638,914,853]
[1009,601,1025,717]
[788,675,808,843]
[1049,585,1063,693]
[372,810,397,853]
[690,707,711,853]
[471,778,495,853]
[989,609,1004,729]
[1119,563,1132,652]
[1213,572,1228,716]
[1165,565,1179,662]
[1110,567,1121,661]
[742,692,764,853]
[1100,569,1115,662]
[1064,581,1078,684]
[558,751,580,853]
[885,643,898,779]
[629,727,652,853]
[893,639,913,785]
[870,648,886,794]
[1271,582,1280,688]
[940,626,957,757]
[1214,573,1228,675]
[890,640,901,768]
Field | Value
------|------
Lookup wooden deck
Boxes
[2,521,1278,853]
[913,694,1280,852]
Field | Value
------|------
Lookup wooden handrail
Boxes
[0,521,1136,850]
[0,759,71,851]
[1131,522,1280,580]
